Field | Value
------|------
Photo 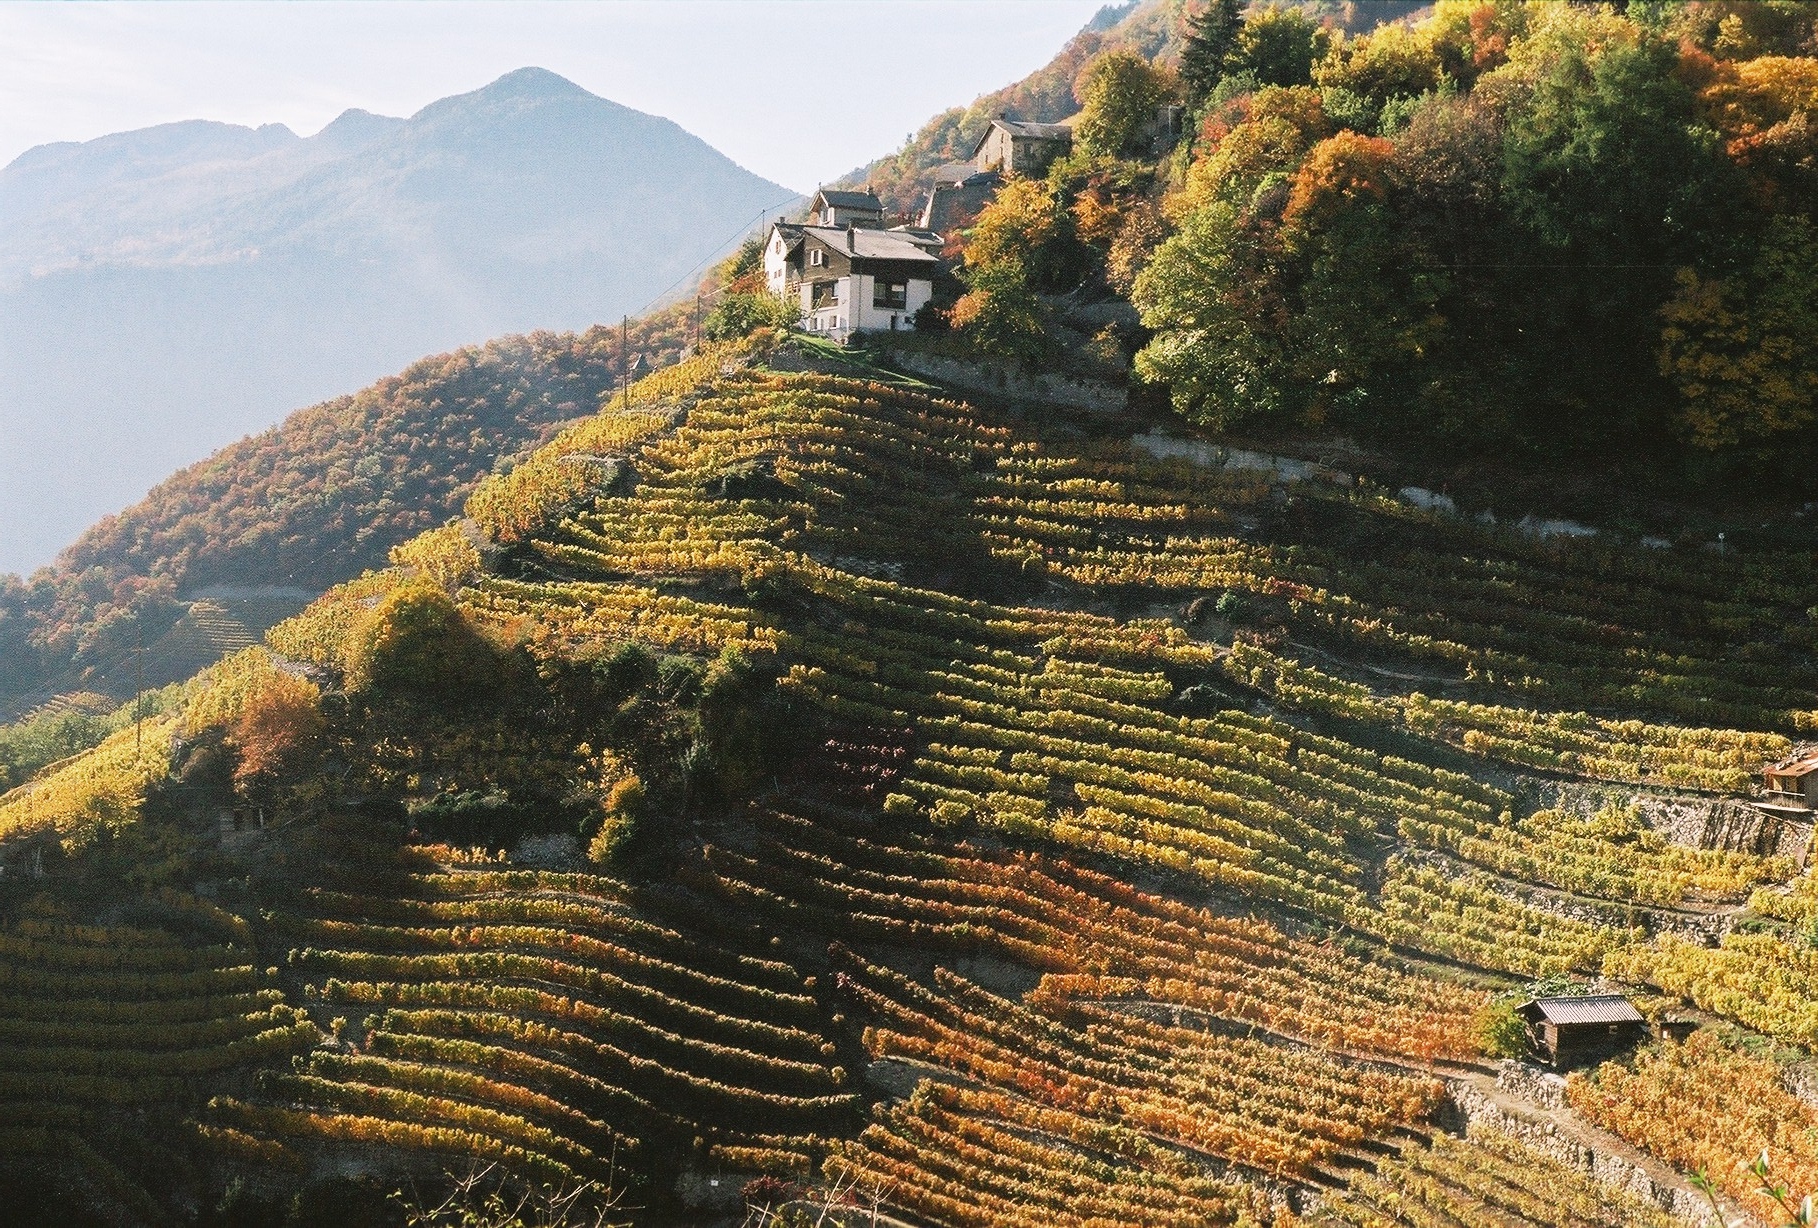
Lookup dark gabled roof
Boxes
[1521,995,1644,1025]
[930,161,980,185]
[887,226,944,250]
[969,118,1075,159]
[794,225,940,264]
[813,188,884,212]
[991,119,1074,141]
[768,221,805,255]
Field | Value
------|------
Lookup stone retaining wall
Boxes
[884,351,1127,413]
[1546,782,1813,865]
[1450,1069,1742,1226]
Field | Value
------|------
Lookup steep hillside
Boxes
[846,0,1422,214]
[0,337,1811,1224]
[0,67,798,574]
[0,303,702,721]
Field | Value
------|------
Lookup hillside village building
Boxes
[1517,995,1648,1068]
[970,118,1073,176]
[919,119,1075,232]
[765,188,942,344]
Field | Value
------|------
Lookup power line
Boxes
[632,194,801,319]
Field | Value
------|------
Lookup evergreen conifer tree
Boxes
[1180,0,1243,110]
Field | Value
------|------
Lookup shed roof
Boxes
[1523,995,1644,1025]
[1768,751,1818,778]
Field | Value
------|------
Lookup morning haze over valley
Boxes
[2,2,1818,1226]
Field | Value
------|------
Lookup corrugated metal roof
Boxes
[1528,995,1644,1025]
[1769,751,1818,777]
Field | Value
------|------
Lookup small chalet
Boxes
[1518,995,1648,1068]
[1766,750,1818,809]
[764,188,942,344]
[970,118,1073,177]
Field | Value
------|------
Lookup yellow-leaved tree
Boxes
[1661,215,1818,449]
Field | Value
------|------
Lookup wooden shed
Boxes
[1766,751,1818,808]
[1517,995,1648,1068]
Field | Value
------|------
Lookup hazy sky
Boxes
[0,1,1111,192]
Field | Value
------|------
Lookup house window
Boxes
[874,281,907,309]
[810,249,825,267]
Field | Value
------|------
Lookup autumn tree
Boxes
[1278,132,1445,425]
[341,579,502,704]
[1133,199,1289,427]
[229,670,324,793]
[1661,215,1818,448]
[951,177,1079,363]
[1233,5,1331,89]
[1699,54,1818,209]
[1315,21,1446,132]
[1076,51,1175,160]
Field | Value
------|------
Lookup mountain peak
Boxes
[311,107,404,152]
[477,67,596,102]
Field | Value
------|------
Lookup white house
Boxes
[763,189,943,344]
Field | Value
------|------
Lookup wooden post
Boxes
[134,622,144,756]
[621,316,630,410]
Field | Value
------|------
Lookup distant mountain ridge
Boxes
[0,67,799,575]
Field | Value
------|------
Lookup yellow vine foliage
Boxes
[266,570,405,671]
[466,344,729,543]
[0,716,177,842]
[390,523,483,592]
[1568,1031,1818,1220]
[185,648,318,737]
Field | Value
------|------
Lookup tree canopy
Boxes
[1128,0,1818,473]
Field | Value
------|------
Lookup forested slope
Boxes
[0,305,695,719]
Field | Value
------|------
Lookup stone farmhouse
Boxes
[764,189,943,344]
[920,118,1075,232]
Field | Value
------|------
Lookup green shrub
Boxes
[1474,995,1529,1058]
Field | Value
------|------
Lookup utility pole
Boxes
[134,622,145,757]
[621,316,631,410]
[694,292,701,351]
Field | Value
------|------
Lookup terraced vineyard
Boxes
[1311,1127,1682,1228]
[0,349,1811,1223]
[214,859,856,1185]
[0,900,316,1219]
